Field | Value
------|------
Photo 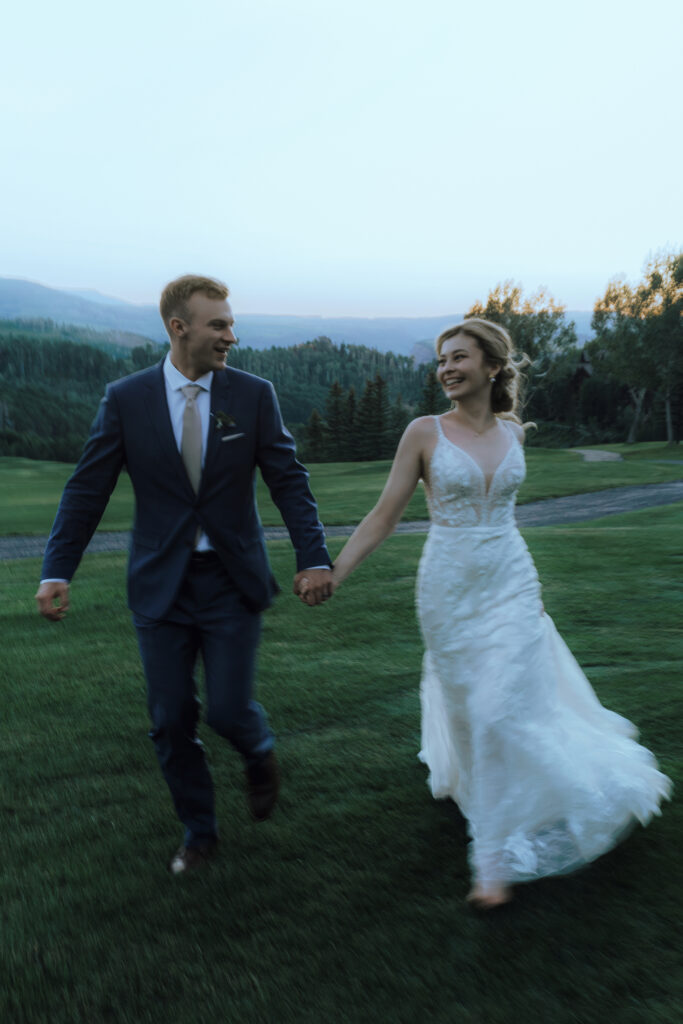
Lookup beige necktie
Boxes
[181,384,202,492]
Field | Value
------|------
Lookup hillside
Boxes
[0,329,432,462]
[0,278,166,343]
[0,316,160,354]
[0,277,596,353]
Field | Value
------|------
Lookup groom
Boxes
[36,274,333,873]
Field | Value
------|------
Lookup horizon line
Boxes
[0,275,596,318]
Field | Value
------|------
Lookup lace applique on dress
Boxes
[425,416,525,529]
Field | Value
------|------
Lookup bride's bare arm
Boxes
[331,418,433,587]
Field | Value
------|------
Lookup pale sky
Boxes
[1,0,680,315]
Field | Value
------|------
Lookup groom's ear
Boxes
[169,316,186,338]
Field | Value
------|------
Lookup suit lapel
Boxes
[202,368,234,486]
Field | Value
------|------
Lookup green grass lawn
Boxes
[1,444,682,534]
[2,503,681,1023]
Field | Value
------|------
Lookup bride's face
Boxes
[437,334,495,402]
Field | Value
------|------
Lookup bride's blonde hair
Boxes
[435,318,531,424]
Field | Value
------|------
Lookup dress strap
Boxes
[433,414,445,438]
[500,417,523,446]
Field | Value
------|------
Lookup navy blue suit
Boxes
[42,360,330,846]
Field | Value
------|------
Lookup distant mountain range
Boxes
[0,277,595,357]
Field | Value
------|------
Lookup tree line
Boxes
[0,334,161,462]
[298,249,682,460]
[0,249,680,463]
[228,336,426,425]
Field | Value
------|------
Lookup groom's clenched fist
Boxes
[35,581,70,621]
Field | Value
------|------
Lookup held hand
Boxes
[293,568,334,607]
[35,581,70,621]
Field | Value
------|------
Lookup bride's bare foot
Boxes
[466,883,512,909]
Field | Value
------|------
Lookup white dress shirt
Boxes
[163,353,213,551]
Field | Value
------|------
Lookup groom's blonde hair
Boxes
[160,275,230,332]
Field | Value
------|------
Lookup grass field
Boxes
[1,443,681,535]
[2,502,681,1023]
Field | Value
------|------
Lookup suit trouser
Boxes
[133,554,273,848]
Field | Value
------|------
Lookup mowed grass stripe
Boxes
[1,443,682,534]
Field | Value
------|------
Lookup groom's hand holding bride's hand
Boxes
[35,581,70,621]
[293,568,335,607]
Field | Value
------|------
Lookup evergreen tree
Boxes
[418,366,445,415]
[324,380,346,460]
[354,374,393,460]
[131,343,163,370]
[390,392,411,451]
[228,335,426,424]
[355,379,376,460]
[344,386,358,460]
[373,373,393,458]
[303,408,327,462]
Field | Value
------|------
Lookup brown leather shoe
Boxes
[169,840,218,875]
[245,751,280,821]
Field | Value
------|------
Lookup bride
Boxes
[300,318,672,909]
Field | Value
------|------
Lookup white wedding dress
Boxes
[417,416,672,889]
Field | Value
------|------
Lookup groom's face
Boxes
[175,293,237,378]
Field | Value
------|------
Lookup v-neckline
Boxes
[437,417,515,497]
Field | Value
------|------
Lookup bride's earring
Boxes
[489,376,497,383]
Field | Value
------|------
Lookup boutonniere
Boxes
[212,411,246,443]
[212,411,237,431]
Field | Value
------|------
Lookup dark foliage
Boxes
[229,336,425,426]
[2,270,680,465]
[0,333,163,461]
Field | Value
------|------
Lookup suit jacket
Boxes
[42,360,331,617]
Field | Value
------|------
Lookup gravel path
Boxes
[570,448,623,462]
[3,481,682,562]
[569,448,683,466]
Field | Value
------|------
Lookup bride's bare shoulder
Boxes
[405,415,439,440]
[505,420,526,445]
[401,418,439,473]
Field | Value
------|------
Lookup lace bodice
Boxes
[425,416,525,528]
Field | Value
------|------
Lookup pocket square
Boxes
[221,432,246,442]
